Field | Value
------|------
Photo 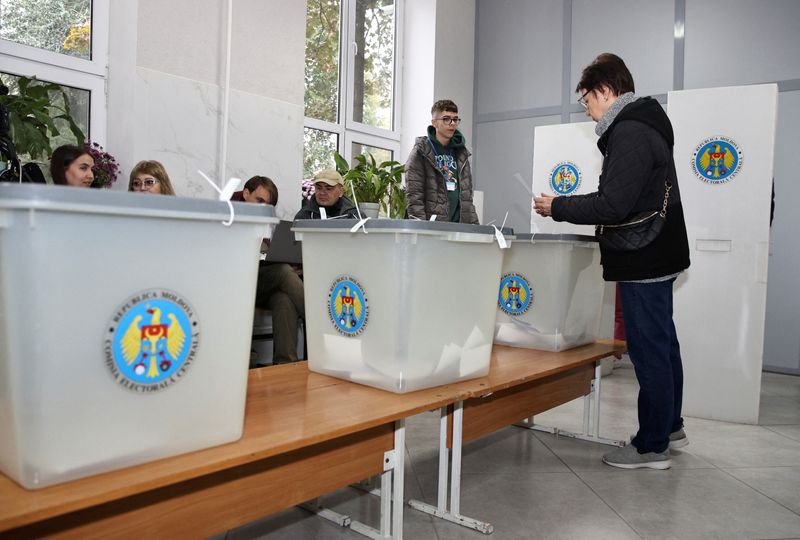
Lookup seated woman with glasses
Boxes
[128,160,176,195]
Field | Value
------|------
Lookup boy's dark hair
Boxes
[576,53,635,96]
[431,99,458,116]
[244,175,278,205]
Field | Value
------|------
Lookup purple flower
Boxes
[301,179,315,200]
[84,140,119,189]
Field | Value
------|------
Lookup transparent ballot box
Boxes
[294,219,506,393]
[495,234,604,351]
[0,184,277,488]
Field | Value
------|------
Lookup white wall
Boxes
[401,0,476,167]
[433,0,475,147]
[473,0,800,372]
[107,0,305,220]
[401,0,437,160]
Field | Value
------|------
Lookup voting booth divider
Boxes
[526,85,778,424]
[513,122,610,352]
[0,185,278,489]
[668,84,778,424]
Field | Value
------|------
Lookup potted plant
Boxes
[0,75,86,182]
[333,151,407,219]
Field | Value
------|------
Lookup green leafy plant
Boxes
[333,151,407,219]
[0,75,86,161]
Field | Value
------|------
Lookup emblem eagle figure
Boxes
[333,285,363,330]
[501,279,528,311]
[119,306,187,378]
[699,144,735,179]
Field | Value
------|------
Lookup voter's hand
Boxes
[532,193,556,218]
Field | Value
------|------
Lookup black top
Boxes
[294,195,360,220]
[551,97,690,281]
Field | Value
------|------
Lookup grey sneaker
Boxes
[669,428,689,449]
[602,443,672,470]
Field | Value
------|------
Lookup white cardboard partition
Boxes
[531,122,603,235]
[668,84,777,424]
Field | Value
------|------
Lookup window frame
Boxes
[0,0,109,144]
[304,0,403,168]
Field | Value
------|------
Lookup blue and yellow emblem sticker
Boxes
[549,161,581,195]
[691,136,743,184]
[105,289,199,392]
[498,273,532,316]
[328,276,368,336]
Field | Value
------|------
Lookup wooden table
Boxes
[408,341,626,534]
[0,342,624,539]
[0,363,474,540]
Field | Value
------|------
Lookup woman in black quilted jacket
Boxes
[534,53,690,470]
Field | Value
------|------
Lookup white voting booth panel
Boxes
[669,84,777,424]
[530,122,616,349]
[531,122,603,236]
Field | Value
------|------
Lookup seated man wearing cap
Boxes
[232,175,305,366]
[295,168,360,220]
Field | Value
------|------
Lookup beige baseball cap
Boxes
[313,169,343,186]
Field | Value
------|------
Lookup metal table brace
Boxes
[408,361,623,535]
[301,418,407,539]
[515,363,626,447]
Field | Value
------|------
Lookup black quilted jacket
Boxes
[551,97,690,281]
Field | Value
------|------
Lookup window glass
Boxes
[1,71,89,165]
[304,127,338,178]
[352,0,395,130]
[304,0,341,123]
[0,0,92,60]
[352,141,392,165]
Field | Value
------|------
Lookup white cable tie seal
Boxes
[350,216,371,234]
[198,170,240,226]
[348,177,364,223]
[492,225,508,249]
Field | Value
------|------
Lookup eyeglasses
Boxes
[435,116,461,125]
[578,90,591,109]
[131,178,159,189]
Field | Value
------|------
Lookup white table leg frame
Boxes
[302,418,407,540]
[408,403,494,535]
[514,362,625,447]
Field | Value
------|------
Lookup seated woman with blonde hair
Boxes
[129,160,176,195]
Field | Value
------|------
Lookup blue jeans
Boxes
[619,279,684,454]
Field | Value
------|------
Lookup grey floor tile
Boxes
[225,486,438,539]
[761,372,800,397]
[579,468,800,540]
[426,472,642,540]
[765,424,800,443]
[724,466,800,515]
[760,393,800,425]
[682,416,800,468]
[411,426,571,505]
[759,373,800,425]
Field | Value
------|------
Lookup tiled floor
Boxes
[215,366,800,540]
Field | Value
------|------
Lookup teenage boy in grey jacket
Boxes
[405,100,479,223]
